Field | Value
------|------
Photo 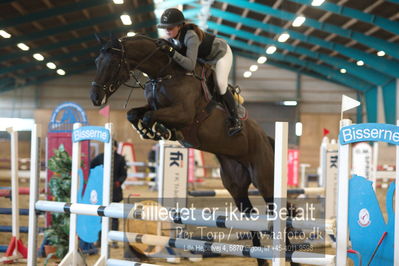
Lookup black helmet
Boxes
[157,8,185,29]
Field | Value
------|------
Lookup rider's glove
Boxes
[155,39,175,57]
[160,44,175,57]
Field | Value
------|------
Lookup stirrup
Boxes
[228,119,242,136]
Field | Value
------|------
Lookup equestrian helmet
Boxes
[157,8,185,29]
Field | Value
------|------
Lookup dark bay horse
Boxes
[90,35,276,265]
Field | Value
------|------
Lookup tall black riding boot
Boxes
[221,90,242,136]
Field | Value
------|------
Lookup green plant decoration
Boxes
[44,144,72,264]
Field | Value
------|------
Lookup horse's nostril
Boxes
[90,91,100,104]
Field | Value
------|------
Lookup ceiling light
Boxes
[46,62,57,69]
[266,46,277,54]
[292,16,306,27]
[120,14,132,25]
[113,0,124,3]
[311,0,325,6]
[33,53,44,61]
[127,31,136,37]
[142,73,148,77]
[57,69,66,75]
[356,60,364,66]
[17,43,29,51]
[340,68,347,74]
[249,65,258,72]
[282,101,297,106]
[377,50,385,56]
[243,71,252,78]
[0,30,11,38]
[257,56,267,64]
[278,33,290,42]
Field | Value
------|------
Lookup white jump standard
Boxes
[336,120,399,266]
[27,123,158,266]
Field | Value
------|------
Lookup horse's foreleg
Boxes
[127,106,161,140]
[127,106,151,123]
[142,104,194,129]
[141,104,194,140]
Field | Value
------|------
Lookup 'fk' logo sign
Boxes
[169,151,184,167]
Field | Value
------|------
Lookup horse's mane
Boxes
[121,34,155,43]
[120,34,206,77]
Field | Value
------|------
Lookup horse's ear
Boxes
[95,33,106,45]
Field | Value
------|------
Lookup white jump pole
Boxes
[27,124,41,266]
[7,127,19,257]
[325,139,338,220]
[96,123,113,266]
[319,136,328,187]
[69,123,81,266]
[272,122,288,266]
[336,119,351,265]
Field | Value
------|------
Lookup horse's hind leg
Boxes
[216,155,269,266]
[250,155,299,266]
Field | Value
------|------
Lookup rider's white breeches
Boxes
[214,45,233,95]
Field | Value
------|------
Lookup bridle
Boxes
[91,38,173,100]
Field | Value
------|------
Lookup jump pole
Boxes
[336,119,351,266]
[188,187,325,197]
[272,122,288,266]
[27,124,41,266]
[323,139,338,220]
[8,127,20,257]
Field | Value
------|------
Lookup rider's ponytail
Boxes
[183,23,205,41]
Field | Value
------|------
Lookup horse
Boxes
[90,34,276,265]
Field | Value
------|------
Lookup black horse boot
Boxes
[221,90,242,136]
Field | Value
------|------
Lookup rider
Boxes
[157,8,242,136]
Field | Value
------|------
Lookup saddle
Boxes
[198,65,247,120]
[179,65,247,148]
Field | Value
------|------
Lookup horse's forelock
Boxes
[100,38,122,53]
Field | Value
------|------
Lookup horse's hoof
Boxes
[131,120,157,140]
[152,122,172,140]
